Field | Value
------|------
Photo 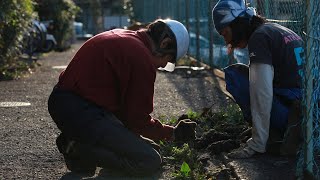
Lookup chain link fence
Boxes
[301,0,320,178]
[130,0,248,68]
[130,0,320,178]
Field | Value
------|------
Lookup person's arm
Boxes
[118,37,196,142]
[246,62,274,153]
[124,70,175,141]
[118,45,175,141]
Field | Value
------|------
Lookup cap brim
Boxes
[158,62,175,72]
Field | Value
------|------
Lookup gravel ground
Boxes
[0,41,229,179]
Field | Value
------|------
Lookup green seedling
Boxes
[186,109,201,120]
[180,161,191,176]
[173,161,191,179]
[158,115,178,125]
[156,102,246,179]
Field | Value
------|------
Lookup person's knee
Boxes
[133,150,162,175]
[146,150,162,172]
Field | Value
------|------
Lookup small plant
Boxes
[186,109,201,120]
[0,60,37,80]
[157,102,246,179]
[173,161,191,179]
[169,117,179,125]
[172,143,193,162]
[159,142,205,180]
[158,115,179,125]
[180,161,191,176]
[223,103,244,124]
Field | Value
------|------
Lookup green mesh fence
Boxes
[130,0,320,178]
[300,0,320,178]
[249,0,304,36]
[130,0,247,68]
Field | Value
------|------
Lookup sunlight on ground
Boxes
[0,102,31,107]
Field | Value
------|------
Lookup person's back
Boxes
[58,29,156,114]
[248,23,303,88]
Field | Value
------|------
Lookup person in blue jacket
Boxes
[212,0,303,158]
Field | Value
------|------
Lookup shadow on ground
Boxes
[59,168,163,180]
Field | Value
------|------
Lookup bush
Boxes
[35,0,80,51]
[0,0,34,66]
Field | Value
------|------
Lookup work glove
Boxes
[174,119,197,142]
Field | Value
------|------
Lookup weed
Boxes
[160,142,206,180]
[159,102,246,179]
[0,60,37,80]
[158,115,179,125]
[186,109,201,120]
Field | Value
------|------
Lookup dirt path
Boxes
[0,41,230,179]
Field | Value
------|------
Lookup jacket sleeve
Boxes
[246,63,274,153]
[117,48,174,141]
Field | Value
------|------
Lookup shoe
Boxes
[56,133,97,176]
[227,145,257,159]
[56,133,68,154]
[280,100,302,156]
[65,156,96,177]
[266,128,284,155]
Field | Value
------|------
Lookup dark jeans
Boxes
[48,87,161,176]
[224,64,302,129]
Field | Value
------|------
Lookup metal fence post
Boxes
[195,0,200,64]
[208,0,213,66]
[185,0,190,31]
[304,0,314,177]
[264,0,270,18]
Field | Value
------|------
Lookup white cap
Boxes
[160,19,189,72]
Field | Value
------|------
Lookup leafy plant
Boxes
[173,161,192,179]
[158,115,179,125]
[186,109,201,120]
[168,117,179,125]
[180,161,191,176]
[0,0,35,72]
[159,142,205,180]
[35,0,80,51]
[0,60,38,80]
[211,103,244,125]
[157,102,245,179]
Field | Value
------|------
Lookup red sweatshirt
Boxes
[57,29,174,141]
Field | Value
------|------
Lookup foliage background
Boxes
[0,0,34,73]
[0,0,80,79]
[35,0,80,51]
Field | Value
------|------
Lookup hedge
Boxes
[0,0,34,65]
[35,0,80,51]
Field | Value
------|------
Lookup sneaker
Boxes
[56,133,66,154]
[56,133,97,176]
[227,145,257,159]
[64,156,96,177]
[280,100,302,156]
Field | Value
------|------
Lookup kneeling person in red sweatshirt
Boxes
[48,19,196,176]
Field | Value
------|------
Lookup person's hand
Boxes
[174,119,197,142]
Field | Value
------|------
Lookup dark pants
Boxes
[224,64,302,129]
[48,87,161,176]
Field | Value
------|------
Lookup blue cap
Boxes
[212,0,256,32]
